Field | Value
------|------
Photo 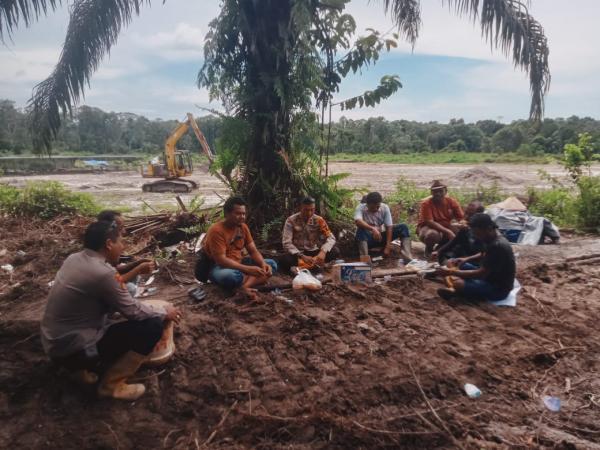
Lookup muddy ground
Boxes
[3,162,600,213]
[1,215,600,449]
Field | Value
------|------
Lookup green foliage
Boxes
[562,132,594,181]
[450,182,505,206]
[212,117,252,188]
[527,186,577,227]
[331,151,551,164]
[3,95,600,163]
[0,181,100,219]
[575,176,600,229]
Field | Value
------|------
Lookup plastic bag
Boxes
[292,269,322,291]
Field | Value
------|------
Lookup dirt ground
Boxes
[1,215,600,449]
[3,162,599,213]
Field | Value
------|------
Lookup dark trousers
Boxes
[53,317,164,372]
[278,246,341,272]
[355,224,410,247]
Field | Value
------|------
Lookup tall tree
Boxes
[1,0,550,223]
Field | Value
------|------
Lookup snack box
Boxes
[332,262,372,284]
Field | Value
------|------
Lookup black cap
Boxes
[468,213,498,229]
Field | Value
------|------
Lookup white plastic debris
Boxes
[1,264,14,273]
[464,383,482,398]
[542,395,561,412]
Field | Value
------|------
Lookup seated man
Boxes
[203,196,277,300]
[41,221,181,401]
[280,196,339,274]
[97,210,155,297]
[354,192,411,260]
[417,180,465,257]
[432,201,485,265]
[436,213,516,302]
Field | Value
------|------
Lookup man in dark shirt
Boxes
[432,201,485,265]
[436,213,516,302]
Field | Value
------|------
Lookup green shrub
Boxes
[576,176,600,229]
[0,181,101,219]
[0,184,20,215]
[527,186,578,227]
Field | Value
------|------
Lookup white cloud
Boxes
[0,0,598,121]
[131,22,204,61]
[0,48,59,83]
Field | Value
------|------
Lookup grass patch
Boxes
[331,152,554,164]
[0,181,101,219]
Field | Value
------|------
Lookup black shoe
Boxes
[437,288,455,301]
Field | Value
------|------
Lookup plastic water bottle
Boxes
[464,383,482,398]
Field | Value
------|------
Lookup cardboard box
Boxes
[333,262,372,284]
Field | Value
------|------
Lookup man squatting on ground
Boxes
[41,220,181,400]
[280,196,340,274]
[436,213,516,302]
[203,196,278,300]
[97,210,155,297]
[418,180,465,258]
[354,191,412,260]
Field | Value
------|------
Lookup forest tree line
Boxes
[1,99,599,157]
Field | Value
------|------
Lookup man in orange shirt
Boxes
[203,196,277,300]
[417,180,465,257]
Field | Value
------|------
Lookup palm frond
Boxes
[28,0,150,152]
[444,0,550,121]
[380,0,421,46]
[0,0,61,39]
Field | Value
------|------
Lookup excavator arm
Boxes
[187,113,216,164]
[164,113,216,178]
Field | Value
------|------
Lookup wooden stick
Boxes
[371,267,420,278]
[129,220,165,234]
[201,400,238,447]
[566,253,600,262]
[102,421,121,449]
[175,196,187,212]
[409,363,466,450]
[163,429,181,448]
[142,200,159,213]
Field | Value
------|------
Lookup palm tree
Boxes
[1,0,549,152]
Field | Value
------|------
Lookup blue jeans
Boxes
[356,224,409,247]
[209,258,278,289]
[460,262,509,301]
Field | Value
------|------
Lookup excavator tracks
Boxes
[141,179,198,193]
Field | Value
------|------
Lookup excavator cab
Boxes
[174,151,193,177]
[141,113,215,193]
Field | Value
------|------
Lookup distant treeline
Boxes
[1,98,599,156]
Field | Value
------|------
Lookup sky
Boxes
[1,0,599,123]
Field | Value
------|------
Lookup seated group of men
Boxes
[41,182,515,400]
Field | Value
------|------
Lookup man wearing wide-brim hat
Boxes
[417,180,465,257]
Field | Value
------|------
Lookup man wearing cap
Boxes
[418,180,465,257]
[354,191,412,260]
[435,213,516,302]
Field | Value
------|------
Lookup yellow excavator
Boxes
[141,113,216,192]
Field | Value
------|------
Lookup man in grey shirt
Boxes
[354,192,412,260]
[41,220,181,400]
